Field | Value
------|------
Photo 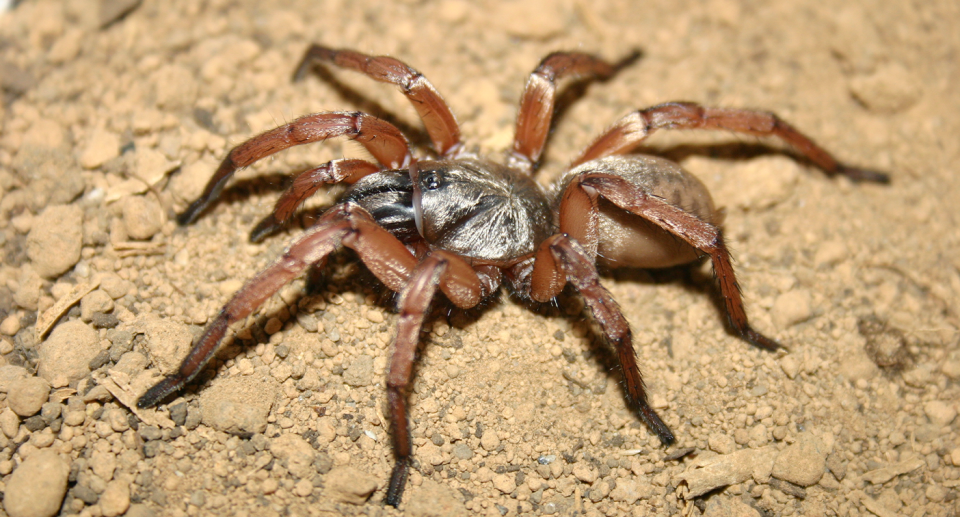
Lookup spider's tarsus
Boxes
[385,457,410,508]
[638,403,676,446]
[249,214,282,243]
[137,375,184,409]
[838,165,891,185]
[177,199,207,226]
[744,328,782,352]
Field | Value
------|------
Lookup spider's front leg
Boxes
[179,111,411,230]
[528,234,676,444]
[137,203,417,407]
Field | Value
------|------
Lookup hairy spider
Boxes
[138,46,888,506]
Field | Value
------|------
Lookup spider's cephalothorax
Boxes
[137,46,888,507]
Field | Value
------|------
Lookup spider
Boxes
[137,45,888,506]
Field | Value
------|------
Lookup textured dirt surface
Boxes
[1,0,959,516]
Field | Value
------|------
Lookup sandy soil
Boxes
[1,0,959,516]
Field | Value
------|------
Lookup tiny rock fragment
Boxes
[772,289,813,329]
[26,204,84,278]
[270,434,316,479]
[481,430,501,451]
[121,195,165,240]
[492,473,517,494]
[0,365,29,393]
[79,127,120,169]
[324,466,378,504]
[862,457,925,484]
[404,479,468,516]
[7,377,51,417]
[199,374,278,435]
[677,446,778,499]
[127,318,194,375]
[923,400,957,427]
[0,408,21,438]
[343,354,374,387]
[771,433,827,486]
[35,278,100,340]
[2,449,69,517]
[780,355,800,379]
[0,314,20,336]
[80,289,114,322]
[848,61,921,113]
[38,320,101,387]
[99,480,131,517]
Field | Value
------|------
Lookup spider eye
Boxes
[422,172,440,190]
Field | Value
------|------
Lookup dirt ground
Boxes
[1,0,959,516]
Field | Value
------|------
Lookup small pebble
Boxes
[0,408,20,438]
[572,464,598,484]
[0,314,20,336]
[80,290,114,322]
[79,127,120,169]
[99,480,130,517]
[324,466,378,504]
[492,473,517,494]
[780,355,800,379]
[293,478,313,497]
[923,400,957,427]
[7,377,51,417]
[26,205,84,278]
[99,273,129,299]
[199,375,278,435]
[481,430,500,451]
[772,290,813,328]
[2,449,69,517]
[453,443,474,460]
[270,434,315,479]
[343,355,374,387]
[772,433,826,486]
[708,433,737,455]
[38,320,100,387]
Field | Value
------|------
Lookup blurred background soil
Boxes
[0,0,958,516]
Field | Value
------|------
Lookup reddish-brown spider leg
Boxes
[294,45,462,157]
[573,102,890,183]
[529,234,675,445]
[560,172,780,351]
[510,52,616,171]
[179,112,411,225]
[250,159,380,242]
[138,203,418,409]
[385,251,486,507]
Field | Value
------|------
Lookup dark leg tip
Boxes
[385,457,410,508]
[137,375,184,409]
[636,400,676,446]
[249,214,282,243]
[837,166,891,185]
[177,199,207,226]
[744,328,782,352]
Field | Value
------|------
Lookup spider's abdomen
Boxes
[558,155,719,269]
[413,158,553,263]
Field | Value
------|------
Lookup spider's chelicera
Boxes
[137,46,888,506]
